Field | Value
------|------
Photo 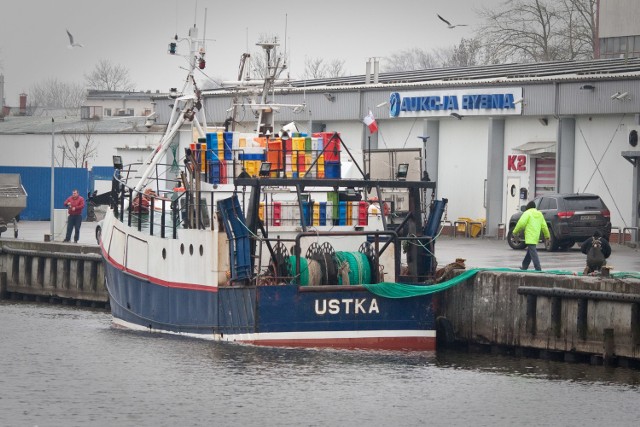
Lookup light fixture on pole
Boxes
[396,163,409,181]
[259,162,272,177]
[113,155,123,170]
[74,140,79,167]
[144,112,157,128]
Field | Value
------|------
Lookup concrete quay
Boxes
[433,235,640,367]
[0,220,107,308]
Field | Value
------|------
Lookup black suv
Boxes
[507,193,611,251]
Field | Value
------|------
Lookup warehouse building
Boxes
[155,56,640,239]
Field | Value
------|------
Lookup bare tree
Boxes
[59,122,99,168]
[557,0,597,59]
[442,38,487,67]
[326,59,346,78]
[29,78,86,111]
[382,48,444,72]
[248,35,289,81]
[477,0,595,63]
[302,58,326,79]
[300,57,347,79]
[85,59,135,91]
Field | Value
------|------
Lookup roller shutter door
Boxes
[534,158,556,197]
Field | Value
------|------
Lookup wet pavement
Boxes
[434,234,640,274]
[4,221,640,274]
[1,220,99,246]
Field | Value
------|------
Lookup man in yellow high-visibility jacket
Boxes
[513,201,550,271]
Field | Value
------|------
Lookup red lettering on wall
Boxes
[507,154,527,171]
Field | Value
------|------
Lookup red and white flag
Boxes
[363,110,378,133]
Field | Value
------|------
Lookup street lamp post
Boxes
[50,118,55,239]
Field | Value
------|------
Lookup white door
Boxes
[506,177,521,220]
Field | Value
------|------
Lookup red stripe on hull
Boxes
[100,242,218,293]
[240,336,436,351]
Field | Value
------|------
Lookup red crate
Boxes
[358,201,368,226]
[313,132,341,162]
[267,140,283,170]
[272,202,281,226]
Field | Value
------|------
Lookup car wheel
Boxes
[545,232,559,251]
[558,241,574,251]
[507,228,526,250]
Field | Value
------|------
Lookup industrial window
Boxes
[606,38,614,53]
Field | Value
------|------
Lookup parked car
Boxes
[507,193,611,251]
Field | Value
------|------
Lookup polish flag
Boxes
[363,110,378,133]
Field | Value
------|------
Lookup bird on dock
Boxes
[437,14,468,29]
[66,29,84,48]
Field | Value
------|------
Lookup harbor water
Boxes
[2,301,640,426]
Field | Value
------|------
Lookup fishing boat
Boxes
[99,23,448,351]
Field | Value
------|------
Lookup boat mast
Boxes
[255,40,282,135]
[134,24,204,192]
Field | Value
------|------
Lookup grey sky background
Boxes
[0,0,503,105]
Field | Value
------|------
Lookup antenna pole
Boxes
[202,8,208,47]
[284,14,288,59]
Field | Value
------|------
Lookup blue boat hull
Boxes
[104,260,437,350]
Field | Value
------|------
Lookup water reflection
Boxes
[3,301,640,426]
[435,348,640,387]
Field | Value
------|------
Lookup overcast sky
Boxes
[0,0,504,105]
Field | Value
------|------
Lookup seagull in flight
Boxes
[66,29,84,48]
[437,14,468,29]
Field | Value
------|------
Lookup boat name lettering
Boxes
[314,298,380,315]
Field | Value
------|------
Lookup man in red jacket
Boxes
[63,189,85,243]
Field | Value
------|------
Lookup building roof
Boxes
[287,57,640,88]
[0,115,155,134]
[196,57,640,99]
[86,90,165,101]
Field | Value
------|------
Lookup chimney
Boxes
[373,57,379,84]
[365,58,371,85]
[19,93,27,115]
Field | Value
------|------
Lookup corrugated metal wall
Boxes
[0,166,89,220]
[157,79,640,130]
